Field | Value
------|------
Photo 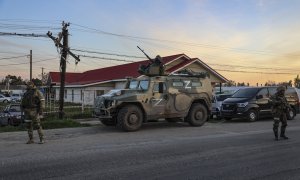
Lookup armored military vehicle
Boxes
[93,47,212,131]
[94,71,212,131]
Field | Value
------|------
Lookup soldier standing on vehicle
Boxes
[21,81,45,144]
[270,86,290,141]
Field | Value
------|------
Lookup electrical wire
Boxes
[78,54,136,63]
[70,48,144,59]
[71,23,299,57]
[0,55,28,60]
[0,57,57,66]
[0,32,48,37]
[215,69,297,75]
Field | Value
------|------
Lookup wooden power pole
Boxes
[47,21,80,119]
[30,50,32,81]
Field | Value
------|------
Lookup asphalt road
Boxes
[1,117,300,180]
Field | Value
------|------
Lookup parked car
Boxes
[0,104,24,126]
[11,93,22,102]
[0,94,11,103]
[221,87,299,122]
[211,94,232,119]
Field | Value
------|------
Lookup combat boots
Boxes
[26,133,34,144]
[38,136,45,144]
[280,127,289,140]
[26,139,34,144]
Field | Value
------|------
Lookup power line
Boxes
[70,48,144,58]
[71,23,298,57]
[215,69,296,75]
[78,54,136,63]
[0,32,48,37]
[0,55,28,60]
[208,63,300,72]
[0,57,57,66]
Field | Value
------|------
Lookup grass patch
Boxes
[0,118,91,133]
[42,118,90,129]
[0,125,26,133]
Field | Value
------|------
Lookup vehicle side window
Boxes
[153,83,167,92]
[191,80,202,87]
[257,88,268,98]
[172,80,184,87]
[139,80,149,90]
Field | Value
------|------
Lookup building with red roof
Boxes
[48,54,228,104]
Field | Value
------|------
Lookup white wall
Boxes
[115,82,126,89]
[53,86,115,105]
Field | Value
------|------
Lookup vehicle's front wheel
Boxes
[247,109,258,122]
[117,105,143,131]
[186,103,208,126]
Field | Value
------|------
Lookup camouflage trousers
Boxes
[24,109,43,141]
[273,112,287,133]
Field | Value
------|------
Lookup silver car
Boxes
[0,94,11,103]
[0,104,23,126]
[211,94,232,120]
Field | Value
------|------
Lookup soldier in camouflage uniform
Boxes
[21,81,45,144]
[270,86,290,141]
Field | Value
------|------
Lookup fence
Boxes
[0,98,95,120]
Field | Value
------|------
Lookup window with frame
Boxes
[191,80,202,87]
[64,90,67,99]
[72,90,74,102]
[172,80,184,87]
[96,90,104,96]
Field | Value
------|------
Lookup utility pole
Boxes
[47,21,80,119]
[30,50,32,81]
[41,67,44,86]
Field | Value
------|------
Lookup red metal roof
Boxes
[50,54,185,85]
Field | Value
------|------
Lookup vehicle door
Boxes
[148,82,168,117]
[256,88,270,116]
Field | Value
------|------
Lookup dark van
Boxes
[221,87,300,122]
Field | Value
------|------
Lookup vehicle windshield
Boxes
[216,94,232,101]
[231,88,260,98]
[128,80,149,90]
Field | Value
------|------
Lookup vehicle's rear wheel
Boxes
[165,118,180,123]
[117,105,143,131]
[186,103,208,126]
[287,108,296,120]
[3,99,8,103]
[247,109,258,122]
[100,118,116,126]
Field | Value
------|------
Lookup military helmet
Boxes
[277,86,286,92]
[25,81,36,89]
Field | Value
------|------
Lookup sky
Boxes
[0,0,300,86]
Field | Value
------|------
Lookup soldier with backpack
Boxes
[21,81,45,144]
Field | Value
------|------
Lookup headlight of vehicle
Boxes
[111,100,116,107]
[115,91,122,96]
[237,102,248,107]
